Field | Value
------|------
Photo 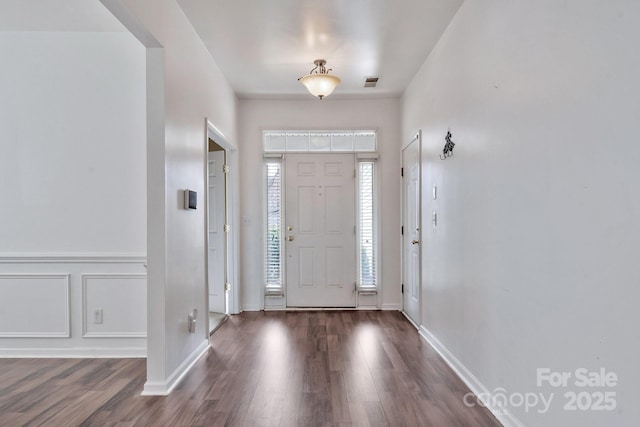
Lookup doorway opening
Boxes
[205,120,239,332]
[207,138,228,332]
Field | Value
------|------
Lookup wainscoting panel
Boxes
[0,253,147,357]
[82,274,147,338]
[0,274,70,337]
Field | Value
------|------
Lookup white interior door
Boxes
[208,150,226,313]
[285,153,356,307]
[402,138,421,324]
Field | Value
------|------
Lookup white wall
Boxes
[402,1,640,426]
[0,32,146,253]
[0,31,147,355]
[238,98,401,311]
[104,0,238,394]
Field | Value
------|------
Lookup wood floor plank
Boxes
[0,311,501,427]
[329,371,352,424]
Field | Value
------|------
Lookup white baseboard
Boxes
[141,340,210,396]
[0,347,146,358]
[417,326,525,427]
[241,304,261,312]
[381,303,401,311]
[264,307,364,311]
[268,307,393,312]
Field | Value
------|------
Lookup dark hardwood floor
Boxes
[0,311,501,426]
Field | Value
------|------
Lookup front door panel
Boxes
[285,154,356,307]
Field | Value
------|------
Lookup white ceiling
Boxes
[178,0,463,99]
[0,0,125,32]
[1,1,463,99]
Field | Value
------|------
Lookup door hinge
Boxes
[401,167,404,177]
[401,226,404,235]
[223,164,230,174]
[401,284,404,294]
[225,282,231,291]
[354,225,357,235]
[224,224,230,233]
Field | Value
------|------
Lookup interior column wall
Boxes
[105,0,239,393]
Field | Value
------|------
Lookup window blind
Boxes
[359,162,376,287]
[265,162,282,286]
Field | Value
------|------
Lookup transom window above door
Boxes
[264,130,376,152]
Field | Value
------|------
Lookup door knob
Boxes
[411,240,419,245]
[287,236,294,241]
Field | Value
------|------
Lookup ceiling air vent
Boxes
[364,77,379,88]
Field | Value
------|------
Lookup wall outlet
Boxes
[187,313,197,333]
[93,308,103,324]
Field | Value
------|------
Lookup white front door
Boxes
[285,153,356,307]
[402,137,421,324]
[208,150,226,313]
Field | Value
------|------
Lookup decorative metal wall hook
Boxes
[440,131,455,160]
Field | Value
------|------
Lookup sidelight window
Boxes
[264,161,283,288]
[358,161,377,288]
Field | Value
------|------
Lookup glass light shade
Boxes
[299,74,341,99]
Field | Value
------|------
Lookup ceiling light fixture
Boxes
[298,59,341,100]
